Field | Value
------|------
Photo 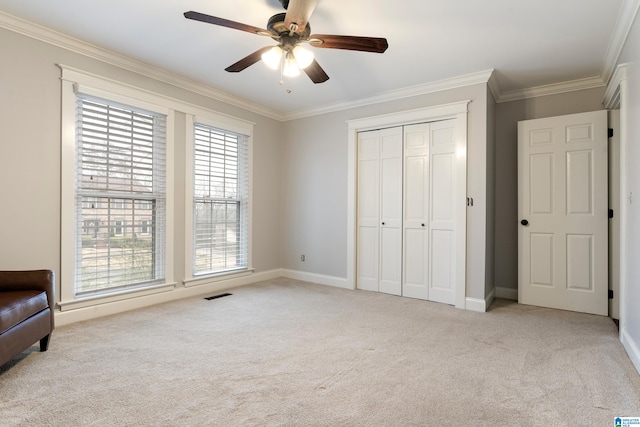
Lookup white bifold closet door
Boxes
[402,123,430,299]
[356,127,403,295]
[356,130,381,293]
[357,120,457,305]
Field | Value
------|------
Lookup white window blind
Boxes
[193,123,248,275]
[75,96,166,296]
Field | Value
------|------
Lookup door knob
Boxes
[521,219,529,226]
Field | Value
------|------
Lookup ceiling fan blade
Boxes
[225,47,273,73]
[303,59,329,84]
[309,34,389,53]
[284,0,318,33]
[184,11,269,36]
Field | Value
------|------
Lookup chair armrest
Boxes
[0,270,55,328]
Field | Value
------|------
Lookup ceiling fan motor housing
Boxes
[267,13,311,40]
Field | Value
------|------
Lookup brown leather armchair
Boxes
[0,270,55,367]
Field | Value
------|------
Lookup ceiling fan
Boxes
[184,0,388,84]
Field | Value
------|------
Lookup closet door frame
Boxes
[347,101,469,309]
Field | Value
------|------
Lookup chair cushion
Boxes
[0,290,49,334]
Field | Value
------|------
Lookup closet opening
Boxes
[346,102,469,308]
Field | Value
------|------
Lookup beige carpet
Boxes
[1,278,639,426]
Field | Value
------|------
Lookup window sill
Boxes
[58,282,177,311]
[183,268,255,288]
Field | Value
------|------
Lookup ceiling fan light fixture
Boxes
[283,52,301,77]
[261,46,283,70]
[184,7,388,84]
[293,45,314,69]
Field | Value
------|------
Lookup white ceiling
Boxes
[0,0,629,118]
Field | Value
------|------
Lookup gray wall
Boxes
[0,28,283,302]
[281,84,492,300]
[486,87,497,298]
[1,22,493,307]
[493,87,607,292]
[3,14,623,315]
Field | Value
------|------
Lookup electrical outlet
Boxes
[300,254,305,262]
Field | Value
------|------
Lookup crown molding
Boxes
[283,69,495,121]
[601,0,640,85]
[604,63,628,109]
[496,76,606,103]
[486,71,502,102]
[0,10,285,121]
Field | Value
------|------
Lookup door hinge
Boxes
[609,289,614,299]
[609,209,614,219]
[608,128,614,138]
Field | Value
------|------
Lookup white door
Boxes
[356,131,380,292]
[379,128,403,296]
[427,120,458,305]
[402,120,457,304]
[403,123,430,299]
[518,110,608,315]
[357,120,461,305]
[356,128,403,295]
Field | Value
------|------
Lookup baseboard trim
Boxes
[465,288,496,313]
[621,328,640,376]
[495,286,518,301]
[465,297,486,312]
[55,268,496,324]
[280,269,351,290]
[55,269,282,326]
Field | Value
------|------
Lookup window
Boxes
[83,197,101,209]
[73,96,166,297]
[112,220,125,236]
[192,123,249,276]
[60,66,253,308]
[110,198,126,209]
[140,220,150,235]
[83,219,99,238]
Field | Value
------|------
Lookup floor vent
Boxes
[204,293,232,301]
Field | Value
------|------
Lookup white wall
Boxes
[618,5,640,65]
[0,27,283,306]
[281,84,492,301]
[616,10,640,373]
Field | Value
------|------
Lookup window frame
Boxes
[60,65,254,308]
[60,66,176,310]
[184,112,254,286]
